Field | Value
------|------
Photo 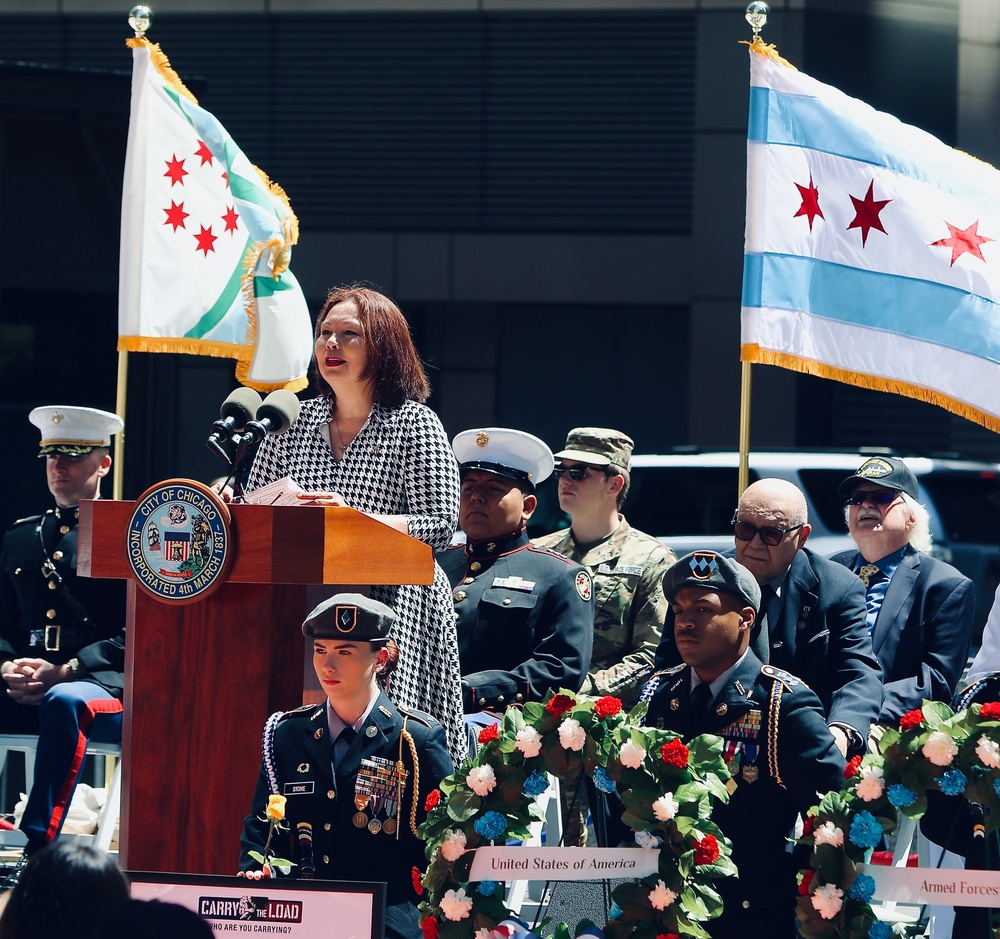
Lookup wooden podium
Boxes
[78,499,433,875]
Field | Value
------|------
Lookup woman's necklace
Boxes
[331,409,368,458]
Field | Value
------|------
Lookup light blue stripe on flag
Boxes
[743,253,1000,363]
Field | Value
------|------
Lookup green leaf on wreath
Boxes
[447,789,483,821]
[627,699,649,725]
[922,700,955,728]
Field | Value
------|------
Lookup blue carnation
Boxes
[849,811,883,849]
[887,784,917,808]
[593,766,616,794]
[848,873,876,902]
[608,902,623,921]
[474,811,508,840]
[476,880,499,897]
[868,922,892,939]
[939,770,967,797]
[994,779,1000,798]
[523,771,549,797]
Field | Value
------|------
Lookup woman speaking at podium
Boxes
[245,285,465,765]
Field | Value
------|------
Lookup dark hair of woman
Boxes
[0,842,130,939]
[101,899,215,939]
[375,636,401,687]
[314,284,431,408]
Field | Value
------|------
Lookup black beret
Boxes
[302,593,395,641]
[663,551,761,613]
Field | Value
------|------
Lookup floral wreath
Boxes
[796,699,1000,939]
[415,690,737,939]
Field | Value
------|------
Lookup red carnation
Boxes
[660,738,690,768]
[594,696,623,719]
[899,709,925,731]
[656,934,681,939]
[693,834,720,865]
[545,694,576,717]
[478,723,500,745]
[980,702,1000,720]
[424,789,441,812]
[798,869,815,896]
[801,816,815,837]
[412,866,424,895]
[421,916,439,939]
[844,755,863,779]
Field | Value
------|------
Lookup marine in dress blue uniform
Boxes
[0,407,125,870]
[436,428,594,713]
[240,594,453,939]
[643,551,845,939]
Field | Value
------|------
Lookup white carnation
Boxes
[440,829,467,862]
[813,822,844,847]
[619,740,647,769]
[558,718,587,752]
[467,764,497,797]
[810,883,844,919]
[648,879,677,910]
[440,887,474,921]
[976,735,1000,769]
[922,730,959,767]
[652,792,679,822]
[515,726,543,758]
[855,765,885,802]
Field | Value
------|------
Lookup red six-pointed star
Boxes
[793,175,824,230]
[930,220,994,267]
[163,154,188,186]
[163,201,189,232]
[194,225,218,256]
[847,180,891,247]
[222,206,240,233]
[194,139,214,166]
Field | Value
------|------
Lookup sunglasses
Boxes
[552,464,607,481]
[731,517,805,547]
[844,489,901,507]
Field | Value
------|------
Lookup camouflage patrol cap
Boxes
[664,551,761,613]
[554,427,634,469]
[302,593,395,642]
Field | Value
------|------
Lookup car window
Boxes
[797,469,852,535]
[625,467,759,537]
[919,470,1000,543]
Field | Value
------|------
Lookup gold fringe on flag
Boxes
[741,36,798,70]
[126,37,198,104]
[741,344,1000,434]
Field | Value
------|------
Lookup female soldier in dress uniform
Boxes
[239,593,453,939]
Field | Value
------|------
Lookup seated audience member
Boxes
[0,407,126,883]
[102,900,214,939]
[436,428,594,722]
[830,457,974,723]
[0,841,129,939]
[240,594,452,939]
[642,551,845,939]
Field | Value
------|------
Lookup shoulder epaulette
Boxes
[760,664,806,692]
[400,705,440,728]
[649,663,686,680]
[526,544,580,567]
[10,514,43,528]
[277,704,322,722]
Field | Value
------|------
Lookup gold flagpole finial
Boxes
[745,2,770,40]
[128,5,153,39]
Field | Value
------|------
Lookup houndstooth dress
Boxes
[246,396,466,765]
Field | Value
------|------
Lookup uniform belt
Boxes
[28,625,81,653]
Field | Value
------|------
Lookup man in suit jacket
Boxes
[656,478,882,756]
[643,551,845,939]
[830,456,974,725]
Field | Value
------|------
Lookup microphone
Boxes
[206,388,263,462]
[236,390,301,446]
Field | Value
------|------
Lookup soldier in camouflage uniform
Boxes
[534,427,675,843]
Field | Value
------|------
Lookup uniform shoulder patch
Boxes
[760,664,807,692]
[400,705,441,728]
[574,569,593,601]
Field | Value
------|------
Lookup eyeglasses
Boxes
[731,517,805,547]
[844,489,900,507]
[552,464,606,481]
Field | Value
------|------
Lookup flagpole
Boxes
[113,349,128,501]
[738,360,752,498]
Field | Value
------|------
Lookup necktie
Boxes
[858,563,881,588]
[690,682,713,725]
[333,726,356,770]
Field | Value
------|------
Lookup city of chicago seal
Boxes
[126,479,232,603]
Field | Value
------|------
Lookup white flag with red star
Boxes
[118,38,313,392]
[741,43,1000,433]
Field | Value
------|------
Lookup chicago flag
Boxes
[741,44,1000,433]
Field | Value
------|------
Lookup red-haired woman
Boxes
[246,285,464,764]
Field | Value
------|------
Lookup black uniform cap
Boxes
[302,593,396,641]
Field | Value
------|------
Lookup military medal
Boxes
[382,818,397,835]
[367,817,382,834]
[742,764,759,783]
[353,812,369,828]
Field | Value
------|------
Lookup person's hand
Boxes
[237,864,273,880]
[296,491,348,507]
[829,725,849,758]
[214,483,235,503]
[3,658,67,705]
